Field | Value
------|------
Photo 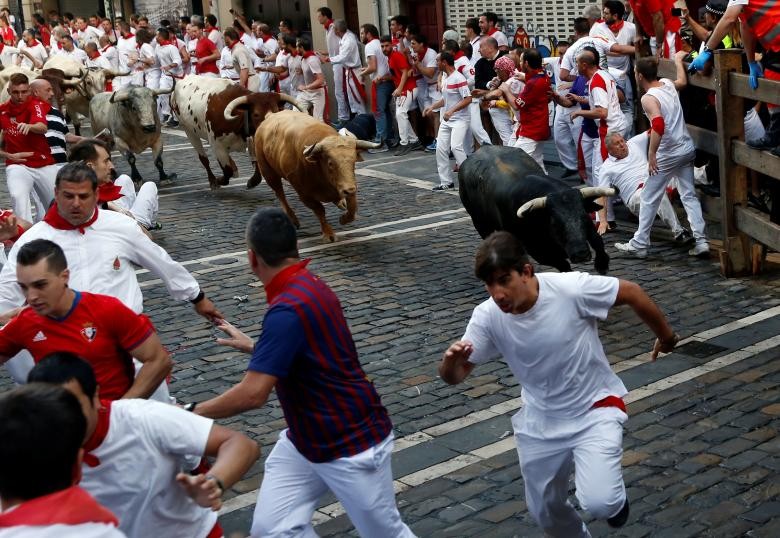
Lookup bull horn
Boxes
[579,186,616,199]
[152,86,174,96]
[105,68,131,78]
[224,95,249,121]
[60,76,82,86]
[516,196,548,218]
[303,143,321,159]
[110,90,131,103]
[354,139,382,150]
[277,93,307,113]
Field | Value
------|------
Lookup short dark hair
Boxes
[523,48,542,69]
[33,13,44,25]
[135,27,153,44]
[461,40,473,58]
[28,352,98,401]
[410,33,427,46]
[407,23,420,36]
[465,17,480,34]
[380,34,393,44]
[280,18,292,29]
[281,34,296,47]
[439,51,455,66]
[474,231,532,283]
[317,7,333,19]
[157,27,170,39]
[0,384,86,501]
[481,12,498,25]
[205,14,217,27]
[442,39,459,54]
[68,139,109,163]
[180,15,190,23]
[246,207,299,267]
[389,15,408,29]
[224,27,239,41]
[55,161,98,189]
[17,239,68,274]
[361,23,379,39]
[582,45,600,66]
[9,73,29,86]
[603,0,626,19]
[636,56,659,81]
[297,35,313,51]
[573,17,591,35]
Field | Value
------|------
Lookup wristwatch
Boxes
[190,290,205,304]
[183,402,197,412]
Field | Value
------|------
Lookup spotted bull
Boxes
[253,110,380,241]
[89,85,176,182]
[458,145,614,274]
[171,75,305,189]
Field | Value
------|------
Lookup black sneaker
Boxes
[408,140,423,151]
[394,144,411,156]
[432,183,454,191]
[607,499,629,528]
[674,229,694,245]
[560,168,579,178]
[387,139,400,149]
[368,143,389,154]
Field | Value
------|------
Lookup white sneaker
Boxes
[688,242,710,258]
[615,242,648,258]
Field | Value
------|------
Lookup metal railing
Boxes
[658,49,780,276]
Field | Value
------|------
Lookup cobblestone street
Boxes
[2,128,779,537]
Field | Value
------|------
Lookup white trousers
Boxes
[395,89,419,145]
[514,405,628,538]
[514,136,548,175]
[252,430,414,538]
[436,118,469,186]
[333,64,348,122]
[554,105,581,171]
[629,156,707,250]
[592,137,614,221]
[158,74,175,117]
[6,164,57,222]
[488,106,514,146]
[580,133,595,186]
[114,174,159,228]
[469,101,492,145]
[297,88,326,121]
[625,187,684,235]
[259,70,275,93]
[343,67,366,116]
[247,74,260,93]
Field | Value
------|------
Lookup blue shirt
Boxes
[248,260,392,462]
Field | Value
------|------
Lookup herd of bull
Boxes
[0,58,615,273]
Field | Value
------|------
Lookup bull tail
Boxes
[278,93,306,113]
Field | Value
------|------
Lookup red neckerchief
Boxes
[43,203,99,235]
[302,50,316,59]
[454,50,465,60]
[487,27,498,37]
[101,44,112,53]
[87,50,100,60]
[97,183,123,203]
[0,486,118,527]
[26,38,40,47]
[227,39,238,50]
[595,18,605,23]
[323,19,333,31]
[136,40,142,49]
[261,34,272,43]
[82,400,112,467]
[264,259,311,304]
[158,39,173,47]
[418,45,428,60]
[0,42,4,54]
[608,19,625,32]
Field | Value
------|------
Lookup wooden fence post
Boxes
[713,49,749,276]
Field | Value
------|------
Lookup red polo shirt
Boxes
[0,97,54,168]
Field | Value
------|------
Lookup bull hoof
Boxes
[162,173,177,182]
[322,233,336,243]
[246,175,263,189]
[339,214,355,225]
[595,254,610,275]
[219,176,230,186]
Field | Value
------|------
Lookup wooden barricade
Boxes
[658,49,780,277]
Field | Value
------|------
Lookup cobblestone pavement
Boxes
[1,128,779,537]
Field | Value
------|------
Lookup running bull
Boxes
[89,85,176,183]
[458,146,614,274]
[253,110,379,241]
[171,75,305,190]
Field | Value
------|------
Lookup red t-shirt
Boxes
[0,291,155,399]
[195,37,219,75]
[0,97,54,168]
[388,50,417,93]
[516,71,552,141]
[629,0,680,38]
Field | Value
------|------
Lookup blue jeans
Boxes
[374,80,396,142]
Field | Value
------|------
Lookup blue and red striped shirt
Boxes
[249,259,392,463]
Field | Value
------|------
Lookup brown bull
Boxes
[253,110,379,241]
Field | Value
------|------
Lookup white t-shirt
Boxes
[645,78,695,162]
[324,23,340,56]
[219,46,238,79]
[728,0,748,6]
[86,53,112,70]
[100,45,121,70]
[589,69,627,134]
[301,54,323,86]
[17,41,48,69]
[140,42,159,75]
[207,28,224,51]
[60,47,88,65]
[364,38,389,81]
[599,133,649,191]
[469,36,482,65]
[288,53,304,92]
[80,399,216,538]
[441,70,471,122]
[589,21,636,74]
[561,35,614,76]
[487,29,509,48]
[330,31,362,69]
[156,43,183,77]
[257,36,278,66]
[414,46,438,85]
[116,36,137,70]
[454,54,475,88]
[464,272,626,417]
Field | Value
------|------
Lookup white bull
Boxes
[90,85,177,183]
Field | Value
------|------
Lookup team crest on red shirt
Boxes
[81,325,97,342]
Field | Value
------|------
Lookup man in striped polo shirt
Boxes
[29,78,84,167]
[192,207,415,538]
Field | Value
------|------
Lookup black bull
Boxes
[458,146,614,275]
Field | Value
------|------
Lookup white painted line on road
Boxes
[218,329,780,518]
